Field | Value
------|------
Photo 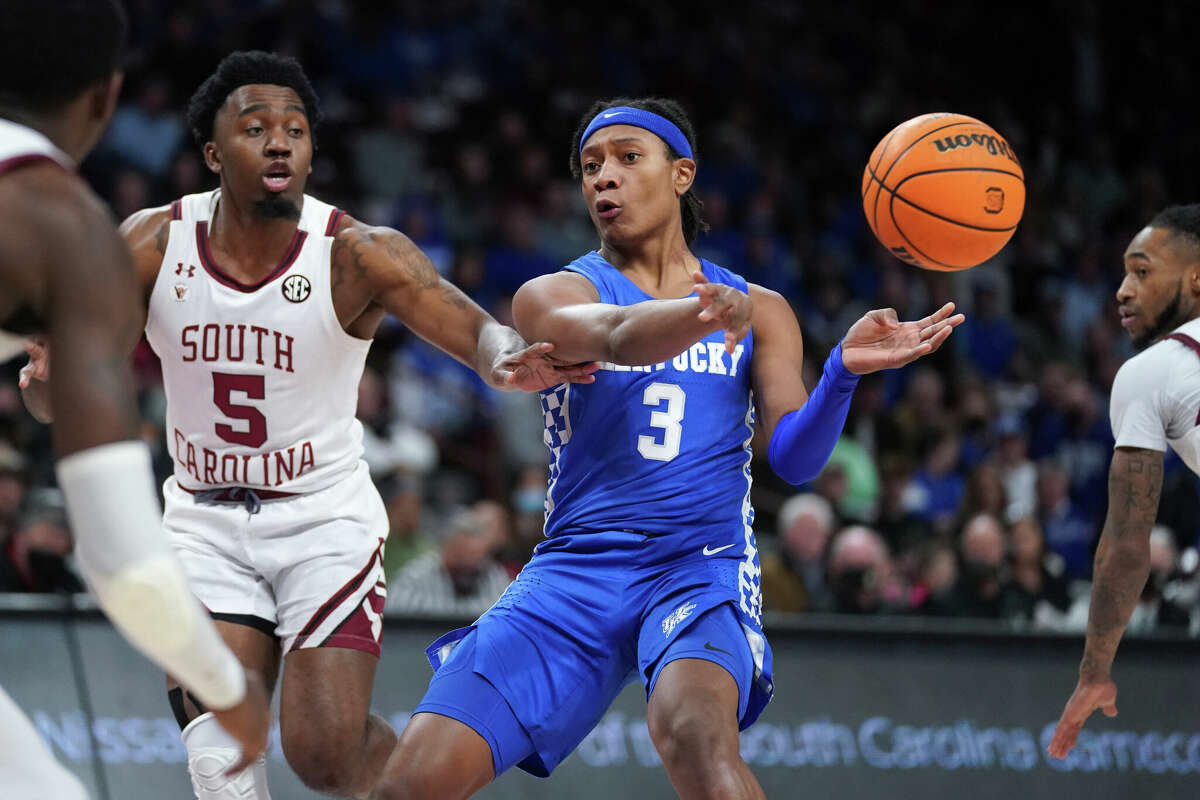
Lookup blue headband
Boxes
[578,106,693,160]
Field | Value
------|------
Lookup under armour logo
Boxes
[175,263,196,278]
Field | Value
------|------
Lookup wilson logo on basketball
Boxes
[282,274,311,303]
[932,133,1019,164]
[984,188,1005,214]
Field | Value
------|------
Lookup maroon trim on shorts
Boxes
[176,484,299,502]
[324,208,345,236]
[196,220,307,293]
[1166,333,1200,424]
[170,199,182,220]
[290,540,384,651]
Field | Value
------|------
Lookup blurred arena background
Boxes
[2,1,1199,797]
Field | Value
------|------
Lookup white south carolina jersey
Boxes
[1110,316,1200,475]
[145,189,371,494]
[0,118,72,174]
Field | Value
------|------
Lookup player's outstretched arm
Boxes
[1048,446,1163,759]
[511,269,750,366]
[752,291,960,486]
[332,219,597,391]
[25,173,270,764]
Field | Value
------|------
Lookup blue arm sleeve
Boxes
[766,343,860,486]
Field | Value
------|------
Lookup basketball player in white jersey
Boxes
[0,3,270,798]
[22,50,596,799]
[1048,204,1200,759]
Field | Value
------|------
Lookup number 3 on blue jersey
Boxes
[638,382,685,462]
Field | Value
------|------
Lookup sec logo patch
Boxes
[282,274,311,303]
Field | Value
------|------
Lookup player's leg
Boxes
[645,605,765,800]
[164,489,282,800]
[267,467,395,797]
[0,685,89,800]
[173,619,281,800]
[369,628,534,800]
[277,646,395,797]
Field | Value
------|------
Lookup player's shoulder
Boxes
[0,159,101,233]
[329,212,419,263]
[1116,333,1198,386]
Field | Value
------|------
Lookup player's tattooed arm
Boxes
[331,218,596,391]
[1079,446,1163,682]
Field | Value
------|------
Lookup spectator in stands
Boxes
[1036,459,1095,580]
[761,493,836,613]
[385,503,511,616]
[994,414,1038,522]
[820,526,904,614]
[1006,516,1072,627]
[926,513,1015,619]
[0,489,83,594]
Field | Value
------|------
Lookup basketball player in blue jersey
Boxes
[370,98,962,800]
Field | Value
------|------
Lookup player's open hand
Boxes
[211,668,272,776]
[840,302,963,374]
[694,271,751,354]
[495,342,599,392]
[18,337,49,388]
[1047,676,1118,760]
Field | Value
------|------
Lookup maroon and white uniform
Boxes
[1110,317,1200,475]
[145,189,387,655]
[0,118,91,800]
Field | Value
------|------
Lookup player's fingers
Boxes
[866,307,900,329]
[1102,702,1118,718]
[692,270,709,284]
[926,325,955,353]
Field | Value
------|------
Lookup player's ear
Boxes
[90,72,123,126]
[673,157,696,197]
[203,141,221,174]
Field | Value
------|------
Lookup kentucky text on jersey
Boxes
[595,342,745,376]
[180,323,295,372]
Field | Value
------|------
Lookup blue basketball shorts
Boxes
[414,538,773,778]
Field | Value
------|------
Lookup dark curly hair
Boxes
[0,0,127,111]
[1150,204,1200,259]
[186,51,321,148]
[569,97,708,244]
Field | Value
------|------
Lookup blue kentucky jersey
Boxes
[540,252,756,551]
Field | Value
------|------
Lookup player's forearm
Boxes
[474,319,528,389]
[1079,447,1162,681]
[605,297,722,365]
[1080,530,1150,681]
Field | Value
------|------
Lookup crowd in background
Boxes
[1,0,1198,635]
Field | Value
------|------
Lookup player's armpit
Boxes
[118,204,174,307]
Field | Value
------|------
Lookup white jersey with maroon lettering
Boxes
[145,189,370,494]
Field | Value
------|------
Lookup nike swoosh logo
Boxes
[602,111,625,118]
[704,641,734,657]
[702,543,736,556]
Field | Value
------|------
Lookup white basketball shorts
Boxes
[164,460,388,656]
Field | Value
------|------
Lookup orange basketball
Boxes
[861,112,1025,271]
